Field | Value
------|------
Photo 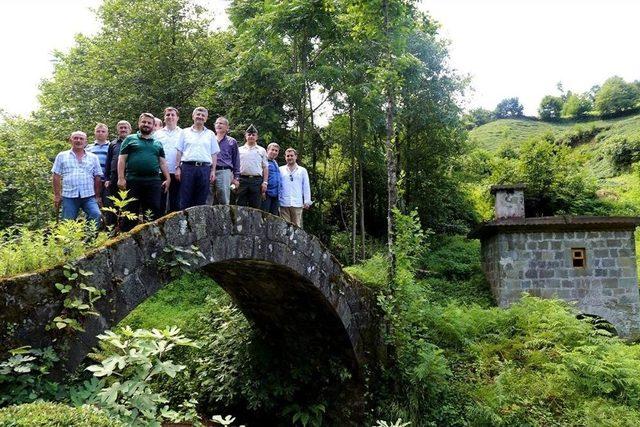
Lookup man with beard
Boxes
[117,113,170,229]
[52,131,103,227]
[175,107,220,209]
[154,107,182,213]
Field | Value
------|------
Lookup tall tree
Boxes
[494,97,524,119]
[37,0,217,138]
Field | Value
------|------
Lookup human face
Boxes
[192,109,208,126]
[285,150,297,166]
[95,127,108,142]
[245,132,257,145]
[139,116,154,136]
[267,145,279,160]
[164,110,178,128]
[214,118,228,134]
[117,124,131,138]
[70,133,87,150]
[154,118,163,131]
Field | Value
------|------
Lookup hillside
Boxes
[469,114,640,153]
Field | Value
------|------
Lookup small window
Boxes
[572,248,586,268]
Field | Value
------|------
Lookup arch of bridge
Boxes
[0,206,381,379]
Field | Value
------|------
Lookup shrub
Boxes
[0,221,108,278]
[0,347,61,407]
[0,401,123,426]
[608,134,640,171]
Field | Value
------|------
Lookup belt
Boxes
[182,161,211,166]
[217,165,233,170]
[240,174,262,178]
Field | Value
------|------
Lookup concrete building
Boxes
[470,184,640,337]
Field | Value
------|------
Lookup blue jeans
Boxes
[61,196,101,227]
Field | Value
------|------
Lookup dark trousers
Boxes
[103,184,117,227]
[124,179,162,231]
[163,173,181,214]
[261,194,279,216]
[179,163,211,210]
[237,176,262,209]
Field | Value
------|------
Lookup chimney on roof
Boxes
[490,184,526,220]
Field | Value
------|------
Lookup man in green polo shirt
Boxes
[117,112,170,229]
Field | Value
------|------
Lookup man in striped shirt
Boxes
[87,123,110,207]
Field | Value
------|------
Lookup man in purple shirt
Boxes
[209,116,240,205]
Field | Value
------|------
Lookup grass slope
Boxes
[469,114,640,153]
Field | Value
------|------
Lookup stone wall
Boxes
[481,229,640,336]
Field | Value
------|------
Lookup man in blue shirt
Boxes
[52,131,103,227]
[86,123,110,207]
[261,142,281,215]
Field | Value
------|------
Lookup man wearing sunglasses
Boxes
[279,148,311,228]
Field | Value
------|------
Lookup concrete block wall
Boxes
[481,229,640,336]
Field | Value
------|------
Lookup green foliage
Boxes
[119,272,221,330]
[595,76,640,116]
[0,114,63,229]
[344,253,388,287]
[155,244,206,278]
[494,97,524,119]
[0,401,123,427]
[562,92,593,119]
[0,347,61,406]
[538,95,563,121]
[608,134,640,172]
[0,220,108,278]
[463,107,495,129]
[37,0,217,138]
[162,292,353,425]
[49,264,105,333]
[84,326,199,426]
[100,190,138,236]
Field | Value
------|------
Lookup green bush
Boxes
[0,401,123,426]
[608,134,640,172]
[0,221,108,278]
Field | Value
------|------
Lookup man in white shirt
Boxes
[154,107,182,213]
[237,124,268,209]
[279,148,311,228]
[175,107,220,209]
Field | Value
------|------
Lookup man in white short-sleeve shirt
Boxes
[175,106,220,209]
[279,147,311,228]
[237,124,268,209]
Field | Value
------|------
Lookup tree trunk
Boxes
[359,152,366,260]
[383,0,397,283]
[350,105,357,264]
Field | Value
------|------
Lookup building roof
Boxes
[490,183,526,194]
[468,216,640,239]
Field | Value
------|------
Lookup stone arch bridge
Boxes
[0,206,383,391]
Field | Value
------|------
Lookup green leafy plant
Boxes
[49,264,105,332]
[0,346,61,406]
[101,189,138,235]
[84,326,199,426]
[156,244,206,278]
[283,402,326,427]
[0,220,107,278]
[0,401,124,426]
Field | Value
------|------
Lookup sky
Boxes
[1,0,639,117]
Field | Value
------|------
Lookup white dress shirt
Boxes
[177,126,220,163]
[239,144,268,176]
[279,164,311,208]
[154,126,182,173]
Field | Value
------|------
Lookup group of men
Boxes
[51,107,312,231]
